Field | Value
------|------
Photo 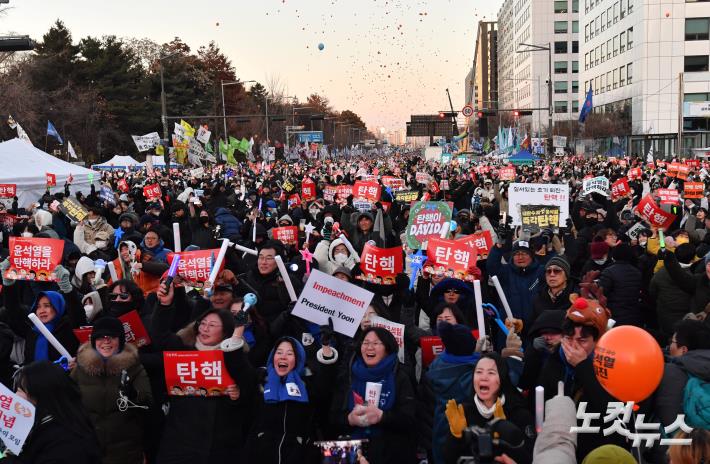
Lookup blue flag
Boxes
[47,121,63,144]
[578,85,593,123]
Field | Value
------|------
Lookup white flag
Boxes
[196,126,211,144]
[8,115,32,145]
[131,132,160,152]
[68,141,78,159]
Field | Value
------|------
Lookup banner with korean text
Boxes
[508,183,569,227]
[166,249,223,288]
[164,351,235,396]
[0,382,35,455]
[357,243,403,285]
[5,237,64,281]
[635,194,676,230]
[425,237,478,282]
[406,201,453,250]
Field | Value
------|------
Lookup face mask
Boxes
[639,239,648,247]
[87,218,97,225]
[95,241,107,249]
[84,304,94,319]
[21,232,33,238]
[109,301,133,317]
[309,208,320,218]
[333,253,348,264]
[150,211,160,217]
[199,216,210,224]
[593,258,607,265]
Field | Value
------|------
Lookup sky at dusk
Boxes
[2,0,504,133]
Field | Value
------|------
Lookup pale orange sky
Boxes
[2,0,504,133]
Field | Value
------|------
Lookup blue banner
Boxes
[295,131,324,143]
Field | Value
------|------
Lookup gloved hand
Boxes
[286,301,296,315]
[532,336,549,352]
[501,331,523,358]
[320,317,335,346]
[475,335,493,353]
[321,222,333,241]
[0,259,15,287]
[656,247,667,260]
[497,221,507,244]
[445,399,468,439]
[54,265,72,293]
[233,309,249,327]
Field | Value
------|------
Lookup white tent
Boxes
[0,138,100,207]
[91,155,141,170]
[141,155,180,168]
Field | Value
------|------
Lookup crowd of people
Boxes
[0,148,709,464]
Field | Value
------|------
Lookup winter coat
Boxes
[214,207,242,239]
[532,395,577,464]
[188,217,220,250]
[663,250,710,314]
[139,238,170,264]
[71,343,152,464]
[597,261,643,327]
[74,218,115,255]
[313,238,357,276]
[649,265,693,337]
[487,246,545,324]
[238,268,304,325]
[530,283,575,327]
[655,349,710,427]
[112,249,162,297]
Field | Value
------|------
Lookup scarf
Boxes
[559,346,594,385]
[348,353,397,412]
[439,350,480,365]
[243,325,256,348]
[195,340,220,351]
[32,320,57,361]
[263,337,309,404]
[474,394,506,420]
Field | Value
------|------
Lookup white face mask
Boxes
[84,304,94,319]
[309,208,320,218]
[593,258,607,265]
[333,253,349,264]
[638,239,647,247]
[21,232,33,238]
[87,218,97,225]
[95,241,107,249]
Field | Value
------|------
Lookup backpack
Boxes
[682,374,710,429]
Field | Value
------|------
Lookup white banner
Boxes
[553,135,567,148]
[196,126,211,144]
[291,269,373,337]
[190,167,205,178]
[131,132,160,152]
[684,101,710,118]
[0,382,35,455]
[188,138,207,164]
[173,123,187,140]
[370,315,404,362]
[582,176,610,197]
[508,183,570,227]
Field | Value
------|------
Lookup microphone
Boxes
[243,293,258,312]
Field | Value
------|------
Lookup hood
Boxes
[267,336,307,377]
[118,240,138,261]
[676,349,710,380]
[34,209,53,228]
[328,238,357,266]
[278,214,294,225]
[31,291,66,320]
[84,216,108,231]
[76,342,139,377]
[215,207,232,217]
[81,291,103,322]
[75,256,96,281]
[427,355,478,395]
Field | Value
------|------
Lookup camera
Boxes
[456,419,526,464]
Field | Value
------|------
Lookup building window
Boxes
[572,60,579,73]
[601,43,606,62]
[600,74,605,93]
[555,41,568,53]
[607,7,613,27]
[627,63,633,83]
[585,52,589,70]
[585,0,589,13]
[555,61,568,73]
[621,0,626,18]
[594,76,599,94]
[613,68,618,89]
[595,46,600,65]
[572,101,580,113]
[601,12,606,31]
[685,92,710,102]
[614,2,619,22]
[555,81,569,93]
[607,39,612,59]
[685,55,710,72]
[555,21,568,33]
[619,65,626,86]
[572,80,579,93]
[554,0,568,12]
[595,17,600,35]
[573,0,579,12]
[620,31,626,52]
[613,36,618,56]
[627,27,633,49]
[572,41,579,53]
[628,0,633,12]
[607,71,612,91]
[589,21,595,39]
[585,24,590,42]
[555,101,569,113]
[573,21,579,33]
[685,18,710,41]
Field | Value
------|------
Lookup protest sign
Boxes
[5,237,63,282]
[59,197,88,223]
[381,176,405,190]
[636,194,676,229]
[72,310,151,347]
[336,185,353,202]
[627,167,642,179]
[667,163,680,178]
[625,222,646,241]
[167,249,223,288]
[394,190,419,202]
[281,180,294,192]
[287,194,302,208]
[301,178,316,202]
[676,164,690,180]
[520,205,561,229]
[353,181,381,202]
[415,172,431,184]
[196,126,211,144]
[425,237,478,281]
[440,179,449,191]
[0,382,35,455]
[99,185,115,205]
[370,316,404,362]
[291,269,373,337]
[358,243,403,285]
[0,184,16,198]
[323,185,338,202]
[353,199,373,212]
[658,189,680,205]
[685,159,700,169]
[143,183,161,202]
[582,176,610,196]
[611,178,631,199]
[456,230,493,261]
[164,351,235,397]
[508,183,569,227]
[272,226,299,246]
[190,167,204,178]
[45,173,56,187]
[499,166,515,181]
[131,132,160,152]
[117,178,129,193]
[685,182,704,199]
[406,201,453,250]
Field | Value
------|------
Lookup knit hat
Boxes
[589,240,610,259]
[357,211,374,222]
[581,445,636,464]
[332,266,352,280]
[511,240,533,257]
[545,255,570,279]
[611,243,634,263]
[438,322,476,356]
[91,316,126,351]
[278,214,294,225]
[529,310,565,336]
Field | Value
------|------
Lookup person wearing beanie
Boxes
[650,242,696,337]
[581,444,636,464]
[71,316,152,464]
[531,255,576,325]
[598,243,643,327]
[580,239,611,276]
[660,245,710,318]
[331,265,353,282]
[519,310,566,391]
[169,199,192,252]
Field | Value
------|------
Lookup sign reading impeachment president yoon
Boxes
[292,269,374,338]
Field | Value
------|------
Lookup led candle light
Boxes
[173,223,181,252]
[275,255,297,302]
[473,279,486,339]
[28,313,72,361]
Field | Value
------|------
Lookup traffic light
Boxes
[439,112,446,119]
[438,111,457,118]
[477,111,484,119]
[518,110,533,116]
[513,111,520,118]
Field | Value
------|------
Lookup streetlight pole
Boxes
[158,51,180,140]
[517,43,553,153]
[221,79,256,140]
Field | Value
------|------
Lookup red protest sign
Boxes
[677,164,690,180]
[685,182,705,199]
[301,178,316,202]
[6,237,64,281]
[45,173,56,187]
[381,176,405,190]
[415,172,431,184]
[420,330,480,367]
[272,226,299,246]
[429,180,440,194]
[610,178,631,199]
[73,327,92,344]
[353,181,381,202]
[143,183,161,201]
[120,310,151,347]
[336,185,353,201]
[358,243,403,285]
[425,237,478,281]
[163,351,235,397]
[117,178,129,193]
[167,249,224,288]
[636,194,676,230]
[499,167,515,181]
[323,185,338,202]
[0,184,16,198]
[627,167,642,180]
[685,159,700,169]
[658,188,680,205]
[287,194,302,207]
[456,230,493,261]
[667,163,680,178]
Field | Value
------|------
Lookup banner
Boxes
[658,188,680,205]
[358,243,403,285]
[5,237,64,281]
[117,178,129,193]
[196,126,211,144]
[131,132,160,152]
[667,163,680,178]
[272,226,299,246]
[323,185,338,202]
[627,167,642,180]
[281,180,294,193]
[394,190,419,202]
[677,164,690,180]
[508,183,569,227]
[381,176,405,190]
[164,351,235,397]
[370,316,404,362]
[406,201,453,250]
[636,194,676,229]
[143,183,161,202]
[45,173,56,187]
[685,159,700,169]
[610,178,631,199]
[0,184,16,198]
[520,205,561,229]
[456,230,493,261]
[425,237,478,281]
[287,194,302,208]
[582,176,610,197]
[99,185,115,205]
[685,181,704,199]
[301,178,316,202]
[167,249,224,288]
[73,310,151,347]
[59,197,89,223]
[0,382,35,455]
[499,166,515,181]
[291,269,374,337]
[336,185,353,202]
[415,172,431,184]
[353,181,381,203]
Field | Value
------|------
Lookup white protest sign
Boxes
[0,382,35,455]
[292,269,374,338]
[508,183,569,227]
[173,123,187,140]
[626,222,646,241]
[131,132,160,152]
[188,138,207,161]
[196,126,211,144]
[582,176,610,197]
[190,167,205,178]
[370,315,405,362]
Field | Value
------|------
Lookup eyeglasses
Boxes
[546,267,564,275]
[258,255,276,262]
[109,293,130,301]
[199,322,223,330]
[362,341,384,348]
[444,289,460,294]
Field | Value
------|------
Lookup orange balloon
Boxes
[594,326,664,403]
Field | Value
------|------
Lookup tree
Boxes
[30,20,78,92]
[306,94,332,115]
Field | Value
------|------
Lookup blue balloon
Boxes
[318,43,325,51]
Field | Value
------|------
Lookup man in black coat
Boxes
[598,244,643,327]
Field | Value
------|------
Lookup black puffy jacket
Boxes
[598,261,643,326]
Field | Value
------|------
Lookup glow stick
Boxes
[473,279,486,339]
[252,222,257,243]
[28,313,72,360]
[439,222,450,239]
[535,386,544,433]
[164,255,181,287]
[172,223,181,252]
[274,255,297,302]
[232,242,258,256]
[338,234,361,263]
[491,276,514,321]
[206,239,230,286]
[107,261,118,282]
[558,381,564,397]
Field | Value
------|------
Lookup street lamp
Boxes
[516,43,553,150]
[158,51,181,140]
